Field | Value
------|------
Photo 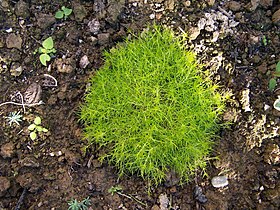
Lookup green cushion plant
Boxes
[80,26,226,185]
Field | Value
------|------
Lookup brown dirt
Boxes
[0,0,279,209]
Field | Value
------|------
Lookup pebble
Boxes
[10,62,23,76]
[36,13,56,30]
[260,0,273,8]
[6,33,22,49]
[159,194,169,210]
[72,0,87,22]
[211,176,229,188]
[227,1,241,12]
[272,9,280,26]
[194,186,207,203]
[14,0,30,18]
[97,33,110,45]
[88,19,100,34]
[79,55,90,69]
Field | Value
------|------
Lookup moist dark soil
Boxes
[0,0,279,209]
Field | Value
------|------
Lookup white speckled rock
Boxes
[211,176,229,188]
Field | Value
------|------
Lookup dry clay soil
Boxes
[0,0,280,209]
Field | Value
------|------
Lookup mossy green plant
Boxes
[80,26,226,185]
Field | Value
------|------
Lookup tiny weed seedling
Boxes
[38,37,56,66]
[28,116,48,140]
[55,6,72,20]
[67,197,91,210]
[268,60,280,91]
[80,25,226,185]
[5,111,22,126]
[262,35,268,46]
[108,186,146,206]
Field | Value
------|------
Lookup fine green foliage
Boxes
[38,37,56,66]
[268,60,280,91]
[80,26,226,185]
[67,197,91,210]
[28,116,48,140]
[55,6,72,19]
[5,111,22,126]
[108,186,123,195]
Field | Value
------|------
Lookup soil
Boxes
[0,0,279,209]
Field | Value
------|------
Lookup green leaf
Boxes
[55,10,64,19]
[42,37,54,50]
[39,54,51,66]
[269,78,277,91]
[42,128,48,132]
[276,61,280,73]
[34,116,42,125]
[274,71,280,77]
[28,124,36,131]
[30,132,37,140]
[36,126,43,132]
[62,7,72,16]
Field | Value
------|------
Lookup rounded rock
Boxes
[211,176,229,188]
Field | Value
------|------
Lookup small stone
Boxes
[272,9,280,26]
[211,176,229,188]
[24,83,42,104]
[14,0,30,18]
[79,55,90,69]
[97,33,110,45]
[194,186,207,203]
[88,19,100,35]
[159,194,169,210]
[10,62,23,76]
[149,13,155,19]
[72,0,87,22]
[250,0,260,11]
[0,176,10,197]
[0,142,15,158]
[189,27,200,41]
[106,0,125,22]
[36,13,56,30]
[6,33,22,49]
[260,0,273,8]
[227,1,242,12]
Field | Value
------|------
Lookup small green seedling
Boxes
[268,61,280,91]
[38,37,56,66]
[108,186,146,206]
[262,35,268,46]
[55,6,72,20]
[5,111,22,126]
[108,186,122,195]
[28,116,48,140]
[67,197,91,210]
